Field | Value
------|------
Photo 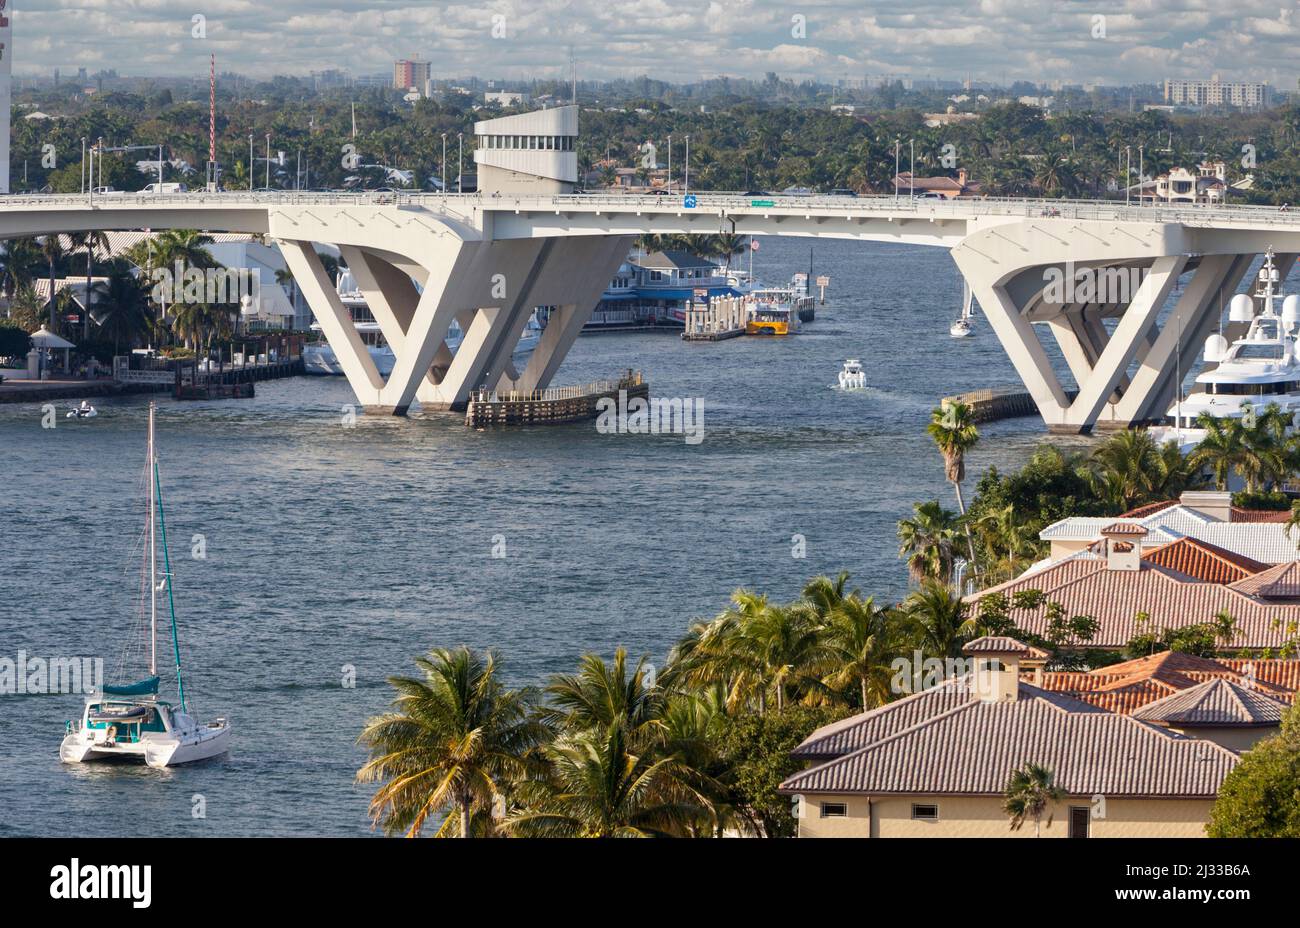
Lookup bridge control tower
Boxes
[473,104,578,195]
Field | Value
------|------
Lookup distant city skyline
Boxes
[11,1,1300,90]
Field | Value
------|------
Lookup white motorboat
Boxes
[950,282,975,338]
[1150,248,1300,450]
[838,359,866,390]
[65,401,98,419]
[60,402,231,769]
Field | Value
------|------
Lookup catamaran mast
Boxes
[148,402,157,676]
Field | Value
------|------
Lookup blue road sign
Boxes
[683,194,697,209]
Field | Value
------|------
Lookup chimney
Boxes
[962,638,1029,703]
[1180,490,1233,522]
[957,167,967,188]
[1100,523,1147,570]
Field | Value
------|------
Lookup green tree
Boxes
[356,647,547,838]
[897,499,962,585]
[928,402,980,572]
[1208,703,1300,837]
[1003,762,1066,837]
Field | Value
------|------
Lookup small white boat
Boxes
[65,402,98,419]
[60,402,231,769]
[838,359,866,390]
[950,282,975,338]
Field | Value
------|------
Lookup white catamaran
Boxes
[60,403,231,768]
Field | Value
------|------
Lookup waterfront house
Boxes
[779,637,1240,838]
[893,169,981,199]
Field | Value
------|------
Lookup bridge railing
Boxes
[4,189,1299,231]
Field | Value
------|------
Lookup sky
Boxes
[11,1,1300,89]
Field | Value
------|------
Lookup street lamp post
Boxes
[684,134,690,195]
[441,133,447,199]
[266,134,271,190]
[667,134,672,189]
[80,138,86,194]
[457,132,463,193]
[1125,146,1131,206]
[894,139,900,203]
[249,135,254,191]
[1138,144,1145,206]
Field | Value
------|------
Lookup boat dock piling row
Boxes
[466,371,647,426]
[682,296,748,341]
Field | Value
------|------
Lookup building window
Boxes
[1069,806,1090,838]
[911,803,939,821]
[820,802,847,818]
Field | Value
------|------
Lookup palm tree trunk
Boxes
[459,795,472,838]
[84,248,94,342]
[861,678,869,709]
[953,481,978,579]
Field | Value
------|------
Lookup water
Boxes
[0,236,1091,836]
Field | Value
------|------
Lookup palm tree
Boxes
[1,236,41,303]
[505,721,704,837]
[1211,610,1239,650]
[7,283,45,332]
[1189,413,1251,491]
[1087,429,1160,510]
[1003,762,1067,837]
[903,578,972,660]
[71,230,110,342]
[973,504,1036,585]
[822,593,910,708]
[93,271,153,355]
[39,235,65,333]
[928,403,979,571]
[542,648,662,737]
[356,647,547,838]
[897,500,962,585]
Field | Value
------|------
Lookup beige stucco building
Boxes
[780,637,1242,838]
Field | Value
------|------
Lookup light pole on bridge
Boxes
[458,132,463,194]
[684,134,690,196]
[441,133,447,201]
[248,135,254,191]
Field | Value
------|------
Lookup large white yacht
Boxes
[1151,248,1300,449]
[303,270,541,375]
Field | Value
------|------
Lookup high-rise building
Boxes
[393,59,430,92]
[1165,76,1269,108]
[0,0,10,194]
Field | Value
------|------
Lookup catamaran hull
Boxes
[60,724,231,768]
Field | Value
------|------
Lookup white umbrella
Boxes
[29,326,75,349]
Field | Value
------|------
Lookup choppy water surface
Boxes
[0,236,1089,835]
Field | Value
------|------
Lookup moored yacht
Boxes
[60,403,231,769]
[1151,248,1300,449]
[745,282,814,336]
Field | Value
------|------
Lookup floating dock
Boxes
[466,371,647,427]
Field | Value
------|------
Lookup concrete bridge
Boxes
[3,186,1299,431]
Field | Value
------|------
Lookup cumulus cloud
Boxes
[9,0,1299,85]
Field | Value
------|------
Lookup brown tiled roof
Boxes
[1140,537,1270,584]
[962,636,1049,659]
[1228,561,1300,599]
[1119,500,1179,518]
[1101,522,1149,536]
[1035,652,1297,714]
[1131,678,1287,726]
[1231,507,1293,523]
[780,682,1238,798]
[792,678,975,760]
[968,560,1299,650]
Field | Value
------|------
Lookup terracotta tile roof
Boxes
[1131,678,1287,726]
[1119,500,1179,518]
[1102,522,1150,536]
[962,636,1049,659]
[1231,508,1293,523]
[1228,561,1300,599]
[968,560,1299,649]
[1140,537,1270,584]
[792,678,976,760]
[780,682,1239,798]
[1035,652,1297,714]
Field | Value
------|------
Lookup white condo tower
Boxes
[0,1,10,194]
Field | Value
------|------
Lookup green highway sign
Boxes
[751,199,775,207]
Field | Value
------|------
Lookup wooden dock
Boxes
[683,295,748,341]
[466,371,647,427]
